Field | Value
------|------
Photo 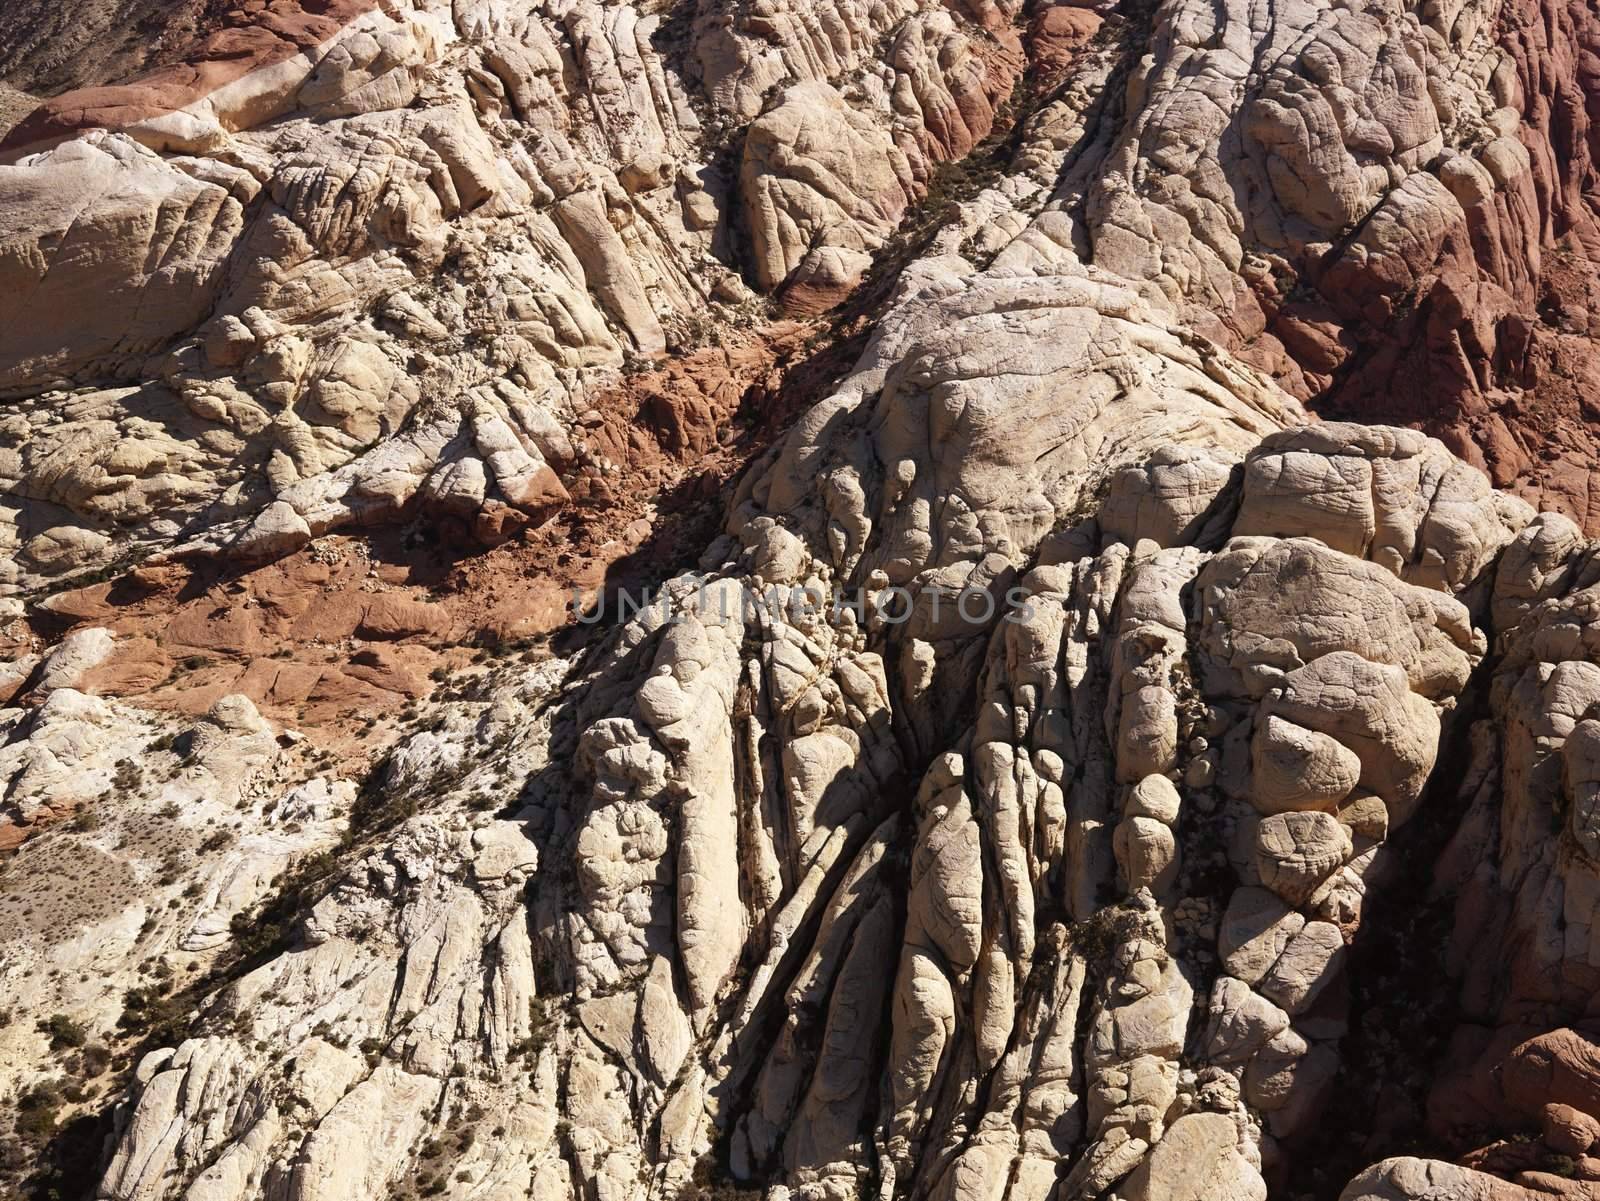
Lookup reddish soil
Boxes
[2,0,383,152]
[1285,0,1600,533]
[13,319,858,769]
[1027,1,1105,84]
[1435,241,1600,529]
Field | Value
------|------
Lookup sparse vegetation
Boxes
[78,1045,111,1078]
[14,1082,63,1140]
[111,758,144,793]
[686,1152,766,1201]
[118,985,192,1047]
[38,1014,86,1051]
[197,828,233,853]
[1066,904,1150,966]
[509,998,555,1061]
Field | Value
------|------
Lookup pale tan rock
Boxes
[32,626,114,695]
[1255,811,1353,906]
[1266,652,1444,829]
[1115,815,1180,894]
[0,134,243,389]
[1235,425,1526,592]
[1202,976,1291,1068]
[3,0,1592,1194]
[1339,1157,1549,1201]
[1102,446,1239,549]
[470,821,538,885]
[1564,718,1600,859]
[1120,1111,1266,1201]
[1199,538,1480,704]
[233,499,314,560]
[1219,887,1306,987]
[1247,1034,1339,1139]
[1126,775,1182,824]
[1258,920,1345,1016]
[905,758,983,972]
[101,1039,264,1201]
[740,80,914,296]
[1250,714,1362,815]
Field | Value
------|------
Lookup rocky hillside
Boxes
[1,1,1599,1200]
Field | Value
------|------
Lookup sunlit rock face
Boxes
[2,1,1600,1199]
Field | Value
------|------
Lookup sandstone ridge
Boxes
[1,2,1599,1200]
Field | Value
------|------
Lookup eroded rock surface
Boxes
[2,0,1600,1199]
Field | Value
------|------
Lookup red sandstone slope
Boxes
[2,0,384,152]
[1281,0,1600,529]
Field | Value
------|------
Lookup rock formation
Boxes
[1,1,1600,1200]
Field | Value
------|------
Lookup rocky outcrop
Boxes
[0,0,1033,598]
[4,0,1600,1199]
[1003,0,1600,531]
[30,387,1574,1201]
[740,8,1022,308]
